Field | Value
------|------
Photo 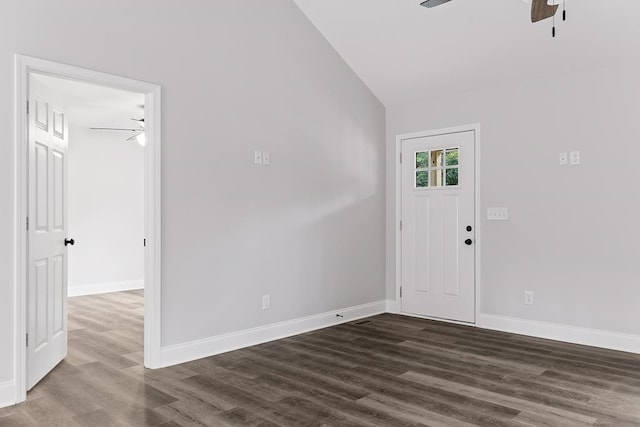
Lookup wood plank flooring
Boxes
[1,290,640,426]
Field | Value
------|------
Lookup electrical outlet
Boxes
[262,151,270,166]
[559,152,568,166]
[262,294,270,310]
[254,151,263,165]
[524,291,534,305]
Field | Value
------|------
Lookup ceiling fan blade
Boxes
[126,132,142,142]
[531,0,559,23]
[90,127,140,132]
[130,118,145,129]
[420,0,453,8]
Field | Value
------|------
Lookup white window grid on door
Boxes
[414,147,459,189]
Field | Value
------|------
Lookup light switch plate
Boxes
[569,151,581,166]
[262,151,270,166]
[487,207,509,221]
[559,152,568,166]
[254,151,263,165]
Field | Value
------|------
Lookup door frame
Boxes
[394,123,481,324]
[13,54,163,403]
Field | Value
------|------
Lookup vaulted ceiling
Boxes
[293,0,640,106]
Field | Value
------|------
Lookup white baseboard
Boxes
[479,314,640,354]
[0,381,16,409]
[159,300,386,368]
[386,299,400,314]
[68,280,144,297]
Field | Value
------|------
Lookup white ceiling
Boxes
[293,0,640,107]
[32,74,144,129]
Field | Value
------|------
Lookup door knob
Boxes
[465,239,473,246]
[466,226,473,232]
[64,238,75,247]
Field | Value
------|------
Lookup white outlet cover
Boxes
[262,294,270,310]
[569,151,581,166]
[559,152,568,166]
[487,207,509,221]
[263,151,270,166]
[254,151,263,165]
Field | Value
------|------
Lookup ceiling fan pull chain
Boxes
[552,0,556,37]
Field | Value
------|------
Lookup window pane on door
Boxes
[416,171,429,187]
[446,149,458,166]
[430,169,443,187]
[416,152,428,168]
[446,168,459,186]
[430,150,444,168]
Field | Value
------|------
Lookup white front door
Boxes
[27,75,69,389]
[401,130,476,323]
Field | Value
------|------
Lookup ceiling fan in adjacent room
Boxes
[420,0,566,35]
[90,117,146,146]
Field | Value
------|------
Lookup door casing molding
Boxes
[13,54,162,404]
[394,123,481,324]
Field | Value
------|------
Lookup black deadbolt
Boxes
[64,238,75,247]
[466,226,472,232]
[465,239,473,246]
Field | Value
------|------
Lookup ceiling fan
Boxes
[420,0,562,24]
[90,118,146,146]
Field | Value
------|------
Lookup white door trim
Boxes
[394,123,481,324]
[13,54,162,404]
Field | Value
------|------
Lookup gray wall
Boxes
[387,61,640,335]
[0,0,386,384]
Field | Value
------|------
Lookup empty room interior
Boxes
[1,1,639,426]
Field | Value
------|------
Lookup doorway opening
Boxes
[14,55,162,404]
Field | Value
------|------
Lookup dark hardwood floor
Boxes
[1,290,640,426]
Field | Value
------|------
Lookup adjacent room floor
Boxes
[1,291,640,426]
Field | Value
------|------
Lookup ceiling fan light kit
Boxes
[420,0,567,37]
[136,132,146,147]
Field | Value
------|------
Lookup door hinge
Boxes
[400,286,402,298]
[400,152,402,163]
[26,100,29,115]
[26,333,29,347]
[144,238,146,247]
[399,220,402,231]
[26,217,29,231]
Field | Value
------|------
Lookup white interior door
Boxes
[401,130,476,323]
[27,75,69,390]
